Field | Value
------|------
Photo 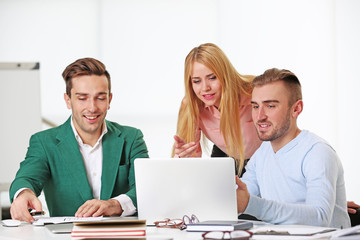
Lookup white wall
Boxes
[334,0,360,202]
[0,0,359,202]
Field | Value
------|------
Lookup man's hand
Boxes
[10,189,42,223]
[173,135,200,158]
[236,176,250,213]
[75,199,123,217]
[347,201,360,214]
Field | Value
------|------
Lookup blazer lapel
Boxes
[56,118,93,202]
[100,123,123,200]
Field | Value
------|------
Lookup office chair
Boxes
[349,208,360,226]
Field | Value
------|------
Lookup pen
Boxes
[29,209,45,216]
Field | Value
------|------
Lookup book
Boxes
[71,217,146,239]
[186,220,253,232]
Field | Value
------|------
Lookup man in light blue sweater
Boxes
[236,68,350,228]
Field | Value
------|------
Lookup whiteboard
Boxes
[0,62,41,184]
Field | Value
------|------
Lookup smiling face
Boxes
[191,61,222,108]
[251,81,302,151]
[64,74,112,144]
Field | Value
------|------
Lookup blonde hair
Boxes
[173,43,254,174]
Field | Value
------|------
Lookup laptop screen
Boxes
[134,158,238,225]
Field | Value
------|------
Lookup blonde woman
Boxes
[173,43,261,176]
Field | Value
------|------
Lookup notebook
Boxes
[134,157,238,225]
[186,220,253,232]
[44,217,144,234]
[45,223,74,234]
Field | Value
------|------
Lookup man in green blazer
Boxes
[9,58,148,223]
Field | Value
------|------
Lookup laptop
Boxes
[134,158,238,225]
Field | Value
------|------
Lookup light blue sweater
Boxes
[241,130,350,228]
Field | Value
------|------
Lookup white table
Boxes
[0,222,338,240]
[0,223,203,240]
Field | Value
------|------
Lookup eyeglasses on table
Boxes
[202,230,253,240]
[154,218,183,229]
[154,214,199,230]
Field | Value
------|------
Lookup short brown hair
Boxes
[62,57,111,97]
[253,68,302,105]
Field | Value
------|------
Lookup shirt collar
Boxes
[70,117,108,147]
[274,130,305,155]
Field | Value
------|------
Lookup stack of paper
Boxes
[329,225,360,239]
[71,217,146,239]
[33,216,104,226]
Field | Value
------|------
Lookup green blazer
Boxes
[9,117,149,216]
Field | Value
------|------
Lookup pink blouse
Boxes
[197,95,262,159]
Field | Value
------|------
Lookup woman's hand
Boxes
[173,135,200,158]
